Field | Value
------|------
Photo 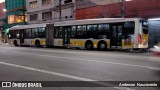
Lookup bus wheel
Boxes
[98,41,107,50]
[14,40,18,46]
[85,41,93,50]
[35,40,41,47]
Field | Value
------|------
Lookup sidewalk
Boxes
[0,42,12,47]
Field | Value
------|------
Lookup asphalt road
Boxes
[0,45,160,90]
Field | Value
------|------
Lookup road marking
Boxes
[0,61,134,90]
[39,54,160,71]
[0,61,96,81]
[0,50,159,71]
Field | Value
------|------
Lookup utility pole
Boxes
[121,0,125,18]
[59,0,62,21]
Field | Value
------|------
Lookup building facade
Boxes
[76,0,160,19]
[26,0,76,24]
[5,0,27,34]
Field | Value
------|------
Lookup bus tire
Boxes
[35,40,41,47]
[14,40,18,46]
[47,45,53,48]
[85,41,93,50]
[98,41,107,50]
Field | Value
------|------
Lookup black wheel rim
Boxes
[100,43,106,49]
[87,43,92,49]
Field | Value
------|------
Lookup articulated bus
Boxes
[8,18,148,50]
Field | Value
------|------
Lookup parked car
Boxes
[151,42,160,57]
[149,42,160,77]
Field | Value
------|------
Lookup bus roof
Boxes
[54,18,142,26]
[9,23,48,30]
[9,18,143,30]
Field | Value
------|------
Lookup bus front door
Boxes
[63,27,71,46]
[110,24,123,49]
[20,30,24,45]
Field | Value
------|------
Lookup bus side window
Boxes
[82,25,87,35]
[98,24,110,39]
[54,27,63,38]
[118,26,122,39]
[76,25,87,39]
[71,26,76,38]
[24,29,28,38]
[87,25,98,39]
[39,28,45,38]
[77,26,82,36]
[123,22,135,39]
[28,29,32,38]
[142,21,148,34]
[16,33,20,39]
[34,28,38,38]
[31,28,35,38]
[59,27,63,38]
[25,29,32,39]
[31,28,38,38]
[54,27,59,38]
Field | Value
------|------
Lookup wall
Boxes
[76,5,102,20]
[76,0,160,19]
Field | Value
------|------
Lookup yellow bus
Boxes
[8,18,148,51]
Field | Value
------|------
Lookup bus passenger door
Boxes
[20,30,24,44]
[110,24,123,49]
[63,27,71,45]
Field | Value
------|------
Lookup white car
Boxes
[151,42,160,57]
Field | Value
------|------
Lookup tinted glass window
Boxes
[77,26,83,35]
[32,28,38,38]
[77,25,86,35]
[98,24,110,39]
[59,27,63,38]
[87,25,98,39]
[71,26,76,38]
[99,24,109,32]
[9,30,19,39]
[142,21,148,34]
[39,28,45,38]
[54,27,63,38]
[87,25,97,33]
[54,27,59,38]
[25,29,32,38]
[123,21,135,35]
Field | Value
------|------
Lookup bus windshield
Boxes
[9,30,19,39]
